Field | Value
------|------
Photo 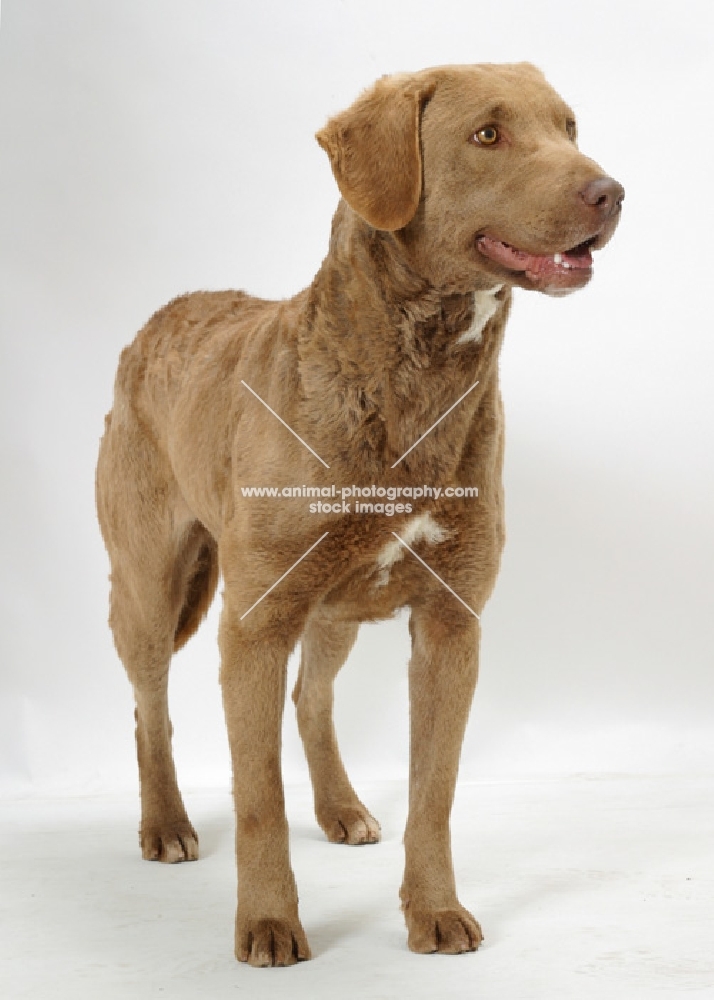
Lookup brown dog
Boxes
[96,63,623,966]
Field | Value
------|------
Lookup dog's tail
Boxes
[173,529,219,652]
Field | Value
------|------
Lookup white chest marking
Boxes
[374,512,448,587]
[457,286,503,345]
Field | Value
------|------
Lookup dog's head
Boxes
[317,63,624,297]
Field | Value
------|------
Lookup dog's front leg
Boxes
[219,588,311,967]
[400,603,483,954]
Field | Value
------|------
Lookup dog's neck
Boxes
[297,203,509,477]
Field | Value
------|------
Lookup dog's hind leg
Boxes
[97,423,217,863]
[292,611,380,845]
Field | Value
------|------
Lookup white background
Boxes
[1,0,712,795]
[0,2,713,996]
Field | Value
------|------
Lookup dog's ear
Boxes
[316,75,435,232]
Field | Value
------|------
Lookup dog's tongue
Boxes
[477,235,593,287]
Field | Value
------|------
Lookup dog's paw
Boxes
[140,821,199,863]
[405,904,483,955]
[236,916,311,967]
[317,803,381,845]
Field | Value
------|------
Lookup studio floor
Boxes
[2,775,713,999]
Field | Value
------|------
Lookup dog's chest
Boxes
[373,512,448,588]
[457,287,504,345]
[319,511,453,620]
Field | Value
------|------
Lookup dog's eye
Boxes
[566,119,577,141]
[473,126,499,146]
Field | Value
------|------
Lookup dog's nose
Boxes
[580,177,625,220]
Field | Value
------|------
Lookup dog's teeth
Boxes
[553,253,563,264]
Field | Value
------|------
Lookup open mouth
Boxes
[477,235,597,292]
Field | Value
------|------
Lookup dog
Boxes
[96,62,623,966]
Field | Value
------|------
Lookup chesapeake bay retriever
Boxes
[96,62,623,966]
